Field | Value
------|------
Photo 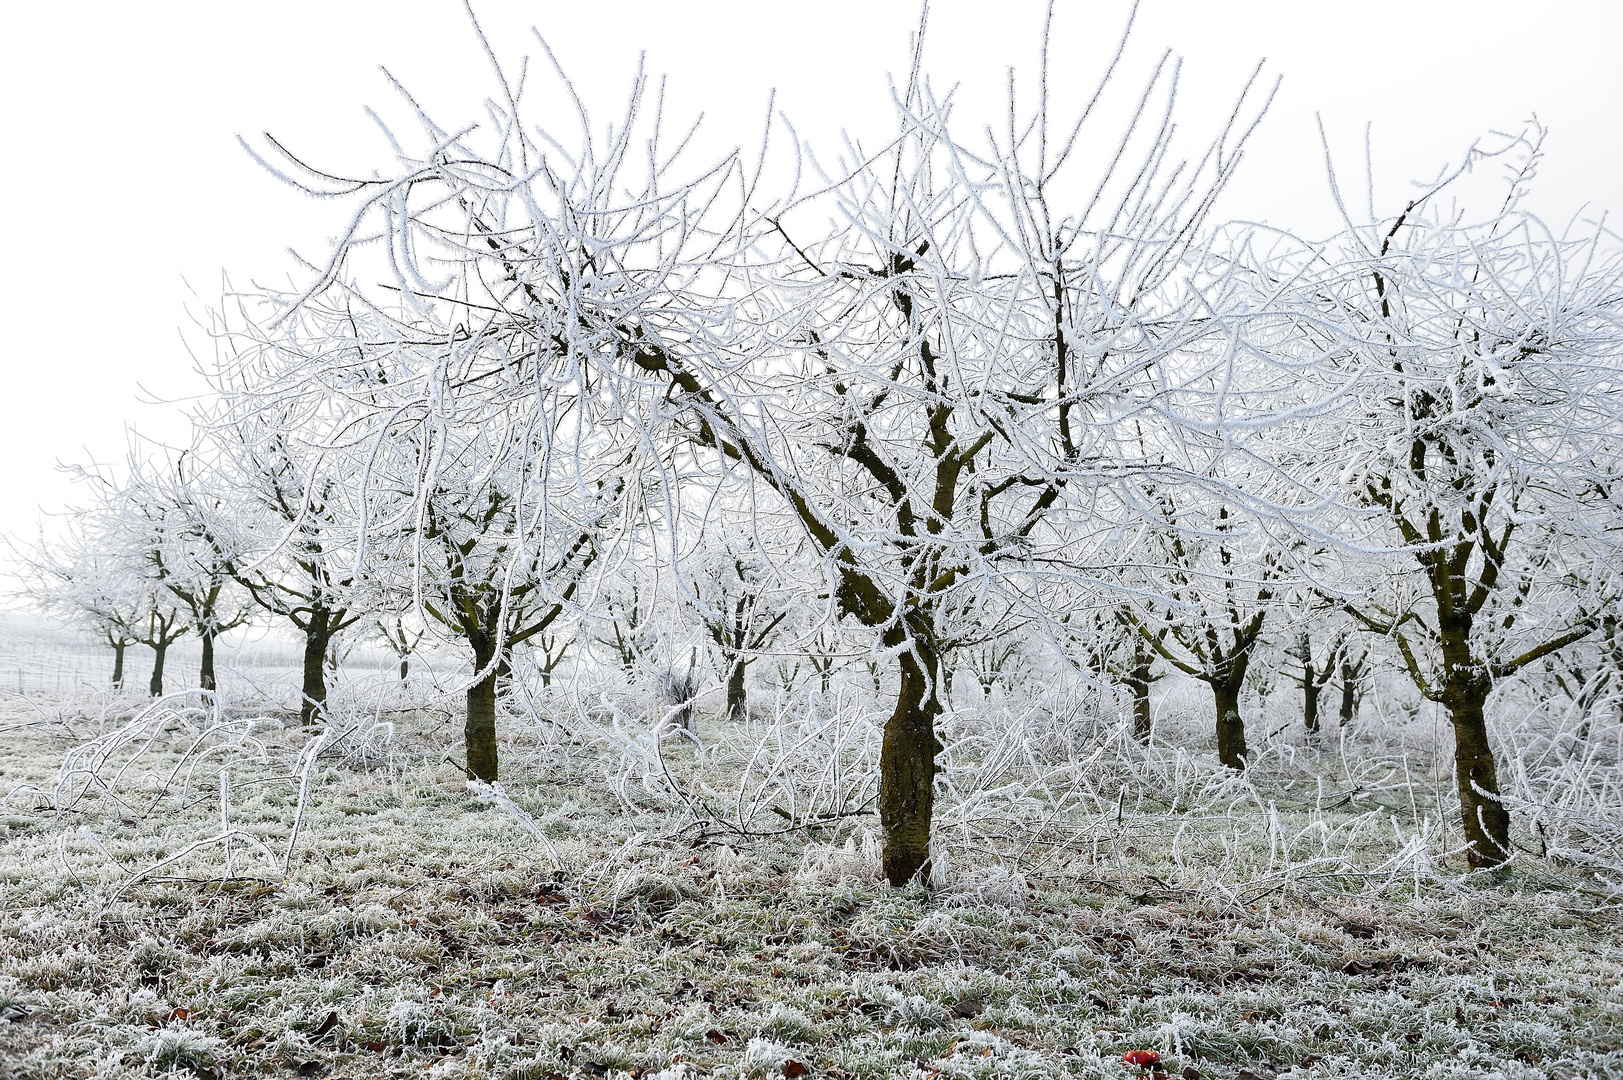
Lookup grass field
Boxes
[2,689,1621,1080]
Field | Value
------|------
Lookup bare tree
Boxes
[1298,128,1623,866]
[1286,621,1347,735]
[377,615,424,681]
[121,449,253,693]
[1124,499,1282,768]
[690,545,790,722]
[238,7,1274,884]
[11,521,148,690]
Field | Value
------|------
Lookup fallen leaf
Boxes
[783,1062,809,1078]
[168,1008,191,1022]
[705,1028,729,1044]
[312,1011,339,1037]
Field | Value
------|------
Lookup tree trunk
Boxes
[149,641,168,697]
[1339,662,1359,726]
[725,657,748,722]
[1295,632,1320,734]
[878,646,942,886]
[112,642,126,690]
[1445,679,1512,868]
[465,641,506,782]
[199,629,217,692]
[1211,678,1249,769]
[300,609,331,726]
[1127,661,1153,743]
[399,658,410,681]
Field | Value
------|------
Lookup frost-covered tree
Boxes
[1122,496,1283,768]
[204,387,367,722]
[1071,606,1165,742]
[1297,129,1623,866]
[236,8,1288,884]
[689,543,791,722]
[11,516,148,690]
[377,615,424,682]
[120,449,253,693]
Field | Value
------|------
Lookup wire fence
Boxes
[0,613,399,703]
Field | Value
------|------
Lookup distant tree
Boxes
[377,615,424,682]
[122,449,253,693]
[12,519,147,690]
[690,545,790,722]
[1285,621,1347,736]
[1125,498,1282,768]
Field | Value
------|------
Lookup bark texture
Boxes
[725,659,748,723]
[1211,678,1249,770]
[199,631,217,692]
[1339,661,1361,726]
[1127,658,1153,743]
[464,642,507,782]
[878,648,943,886]
[300,607,332,726]
[149,642,168,697]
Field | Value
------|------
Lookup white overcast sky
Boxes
[1,1,1618,547]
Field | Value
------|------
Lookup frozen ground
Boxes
[2,687,1621,1080]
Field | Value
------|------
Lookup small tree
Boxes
[1286,622,1346,735]
[1125,500,1281,768]
[123,450,253,693]
[690,546,790,722]
[1074,608,1166,743]
[377,616,424,681]
[12,526,147,691]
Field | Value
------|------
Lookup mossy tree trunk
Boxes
[300,605,332,726]
[1441,668,1510,868]
[878,632,943,886]
[1126,653,1154,743]
[465,636,509,783]
[1208,672,1249,770]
